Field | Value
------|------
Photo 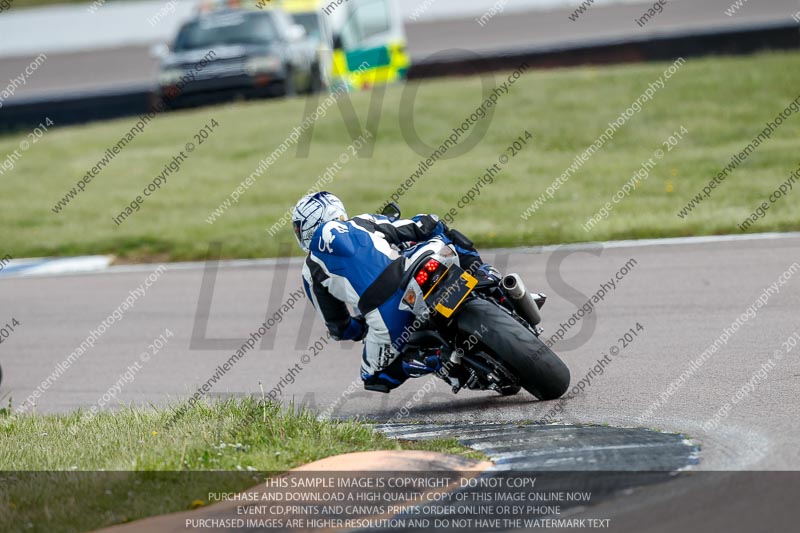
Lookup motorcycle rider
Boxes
[292,191,496,393]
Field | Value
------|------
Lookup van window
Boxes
[340,0,390,48]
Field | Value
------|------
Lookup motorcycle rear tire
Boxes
[457,298,570,400]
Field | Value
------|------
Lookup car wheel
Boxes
[307,64,323,94]
[281,68,297,97]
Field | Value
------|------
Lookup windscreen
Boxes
[174,12,277,51]
[291,13,321,41]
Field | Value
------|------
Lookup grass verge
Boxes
[0,398,482,532]
[1,51,799,262]
[4,0,89,10]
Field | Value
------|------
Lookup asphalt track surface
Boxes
[3,233,800,475]
[0,0,796,100]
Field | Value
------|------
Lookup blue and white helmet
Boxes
[292,192,348,252]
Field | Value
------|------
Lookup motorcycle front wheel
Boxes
[457,298,570,400]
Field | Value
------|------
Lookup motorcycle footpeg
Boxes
[532,292,547,309]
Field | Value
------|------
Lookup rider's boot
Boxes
[362,351,443,393]
[401,353,442,377]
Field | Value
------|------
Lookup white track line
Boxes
[4,232,799,279]
[495,231,800,255]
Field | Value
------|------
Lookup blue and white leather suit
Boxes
[301,213,479,389]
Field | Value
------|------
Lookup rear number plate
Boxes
[425,265,478,318]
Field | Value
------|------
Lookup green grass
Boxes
[2,51,799,262]
[5,0,91,10]
[0,398,482,532]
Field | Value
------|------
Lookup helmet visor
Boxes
[293,219,307,252]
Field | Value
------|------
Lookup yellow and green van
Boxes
[196,0,410,91]
[327,0,410,90]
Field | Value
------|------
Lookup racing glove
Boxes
[332,315,368,342]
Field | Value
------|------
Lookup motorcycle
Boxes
[385,204,570,400]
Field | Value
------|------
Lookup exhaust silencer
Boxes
[501,273,542,326]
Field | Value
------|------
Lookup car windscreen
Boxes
[174,12,278,51]
[291,13,321,41]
